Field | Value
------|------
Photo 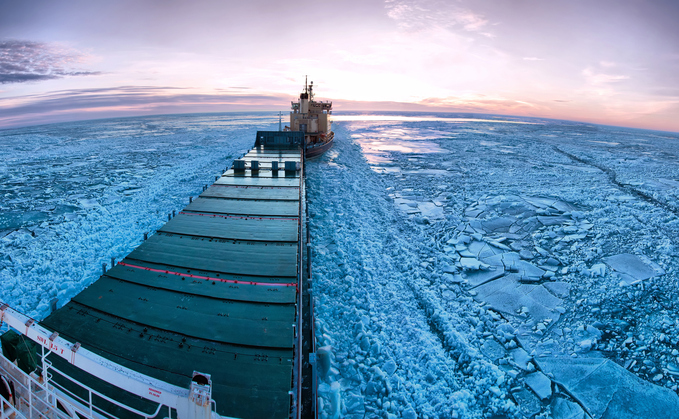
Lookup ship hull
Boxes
[306,137,334,159]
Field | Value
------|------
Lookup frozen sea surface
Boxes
[307,113,679,418]
[2,111,679,418]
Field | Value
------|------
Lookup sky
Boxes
[1,0,678,132]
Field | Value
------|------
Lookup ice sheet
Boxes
[5,111,679,418]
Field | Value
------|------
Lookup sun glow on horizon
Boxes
[332,115,540,124]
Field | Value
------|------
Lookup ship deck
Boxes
[40,144,304,418]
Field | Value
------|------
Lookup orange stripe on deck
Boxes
[117,262,296,288]
[211,184,299,190]
[178,211,297,221]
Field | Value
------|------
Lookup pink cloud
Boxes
[0,86,289,128]
[582,67,630,85]
[385,0,490,35]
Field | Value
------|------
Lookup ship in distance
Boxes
[286,78,334,158]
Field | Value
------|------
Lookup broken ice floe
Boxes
[522,196,579,213]
[524,371,552,400]
[459,257,490,271]
[543,281,571,298]
[572,324,602,353]
[512,387,542,417]
[483,252,545,282]
[464,266,505,288]
[467,239,504,258]
[392,192,445,222]
[510,347,532,371]
[473,275,562,325]
[603,253,665,285]
[453,193,679,415]
[539,357,679,418]
[481,339,506,361]
[78,198,101,209]
[416,201,444,220]
[462,196,591,252]
[549,398,586,419]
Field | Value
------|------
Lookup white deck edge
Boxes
[0,303,192,411]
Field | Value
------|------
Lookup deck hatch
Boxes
[39,143,303,418]
[128,232,298,277]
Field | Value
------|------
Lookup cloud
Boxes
[582,67,629,85]
[523,57,544,61]
[0,39,100,84]
[385,0,490,34]
[0,86,290,128]
[418,95,541,113]
[330,94,547,121]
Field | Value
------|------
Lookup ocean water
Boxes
[2,112,679,417]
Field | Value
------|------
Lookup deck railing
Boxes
[0,304,215,419]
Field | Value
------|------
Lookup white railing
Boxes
[1,351,110,419]
[0,303,216,419]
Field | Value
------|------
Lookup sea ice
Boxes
[474,275,562,324]
[510,347,532,370]
[537,215,572,226]
[7,112,679,418]
[543,282,571,298]
[539,357,679,418]
[465,266,505,288]
[603,253,662,283]
[524,371,552,400]
[483,252,545,281]
[589,263,607,277]
[468,239,506,259]
[512,387,542,417]
[417,201,444,220]
[480,216,517,233]
[317,345,333,379]
[550,398,585,419]
[480,339,505,361]
[459,257,489,271]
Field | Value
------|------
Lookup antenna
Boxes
[278,111,282,131]
[304,75,308,93]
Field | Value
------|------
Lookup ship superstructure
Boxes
[288,78,334,158]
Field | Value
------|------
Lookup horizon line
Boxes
[2,108,678,136]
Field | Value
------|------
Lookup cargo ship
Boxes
[287,78,334,159]
[0,123,318,417]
